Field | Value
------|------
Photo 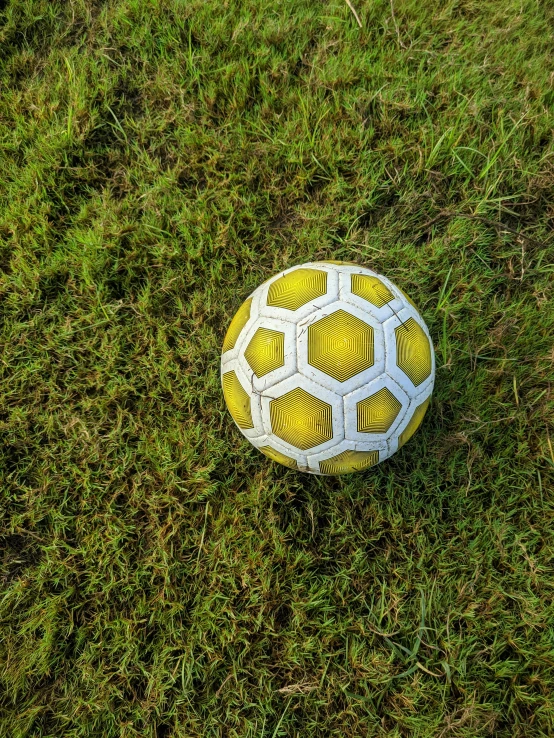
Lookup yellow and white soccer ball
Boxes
[221,262,435,475]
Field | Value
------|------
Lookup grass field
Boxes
[1,0,554,735]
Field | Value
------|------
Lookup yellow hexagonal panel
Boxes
[244,327,285,378]
[319,449,379,475]
[357,387,402,433]
[222,371,254,430]
[267,269,327,311]
[308,309,374,382]
[222,297,252,353]
[395,318,432,386]
[270,387,333,450]
[259,445,297,470]
[351,274,394,308]
[398,397,430,448]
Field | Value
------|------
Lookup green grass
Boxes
[1,0,554,735]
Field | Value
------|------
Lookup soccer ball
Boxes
[221,262,435,475]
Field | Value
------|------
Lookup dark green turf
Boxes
[1,0,554,735]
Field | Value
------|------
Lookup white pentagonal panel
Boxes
[237,316,298,393]
[296,301,385,396]
[260,374,344,455]
[383,307,435,400]
[344,374,410,444]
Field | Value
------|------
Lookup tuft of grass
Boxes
[1,0,553,736]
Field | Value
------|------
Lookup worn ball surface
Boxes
[221,262,435,475]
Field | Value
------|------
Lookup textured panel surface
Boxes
[244,327,285,377]
[238,317,298,394]
[270,387,333,450]
[399,397,430,447]
[357,387,402,433]
[351,274,394,308]
[344,375,409,443]
[307,309,374,382]
[319,449,379,475]
[221,262,435,474]
[222,297,252,353]
[222,370,254,429]
[395,318,432,386]
[259,445,297,469]
[267,269,327,311]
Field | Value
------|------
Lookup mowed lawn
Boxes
[1,0,554,736]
